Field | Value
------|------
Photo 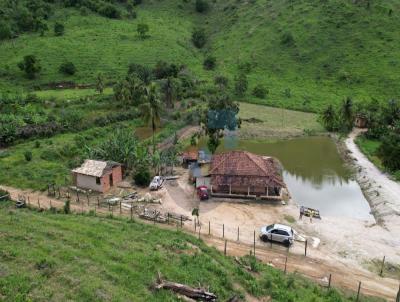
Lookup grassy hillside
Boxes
[0,201,382,301]
[1,0,400,111]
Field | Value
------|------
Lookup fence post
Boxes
[27,196,30,206]
[253,230,256,256]
[194,218,197,232]
[76,191,79,203]
[130,206,133,222]
[198,227,201,240]
[356,281,361,302]
[305,240,308,257]
[53,184,56,197]
[58,187,61,199]
[237,226,240,241]
[81,201,83,214]
[328,274,332,289]
[167,213,169,224]
[208,221,210,235]
[97,196,100,207]
[284,256,288,274]
[180,215,183,228]
[94,204,97,216]
[49,199,52,209]
[37,198,40,209]
[222,224,224,238]
[224,240,227,256]
[380,256,386,276]
[47,185,50,196]
[396,284,400,302]
[87,194,90,206]
[119,201,122,215]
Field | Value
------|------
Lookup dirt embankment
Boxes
[344,129,400,230]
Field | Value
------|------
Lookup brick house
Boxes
[71,160,123,193]
[210,151,285,200]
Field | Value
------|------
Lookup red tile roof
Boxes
[210,151,284,188]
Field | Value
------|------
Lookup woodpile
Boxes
[153,272,217,301]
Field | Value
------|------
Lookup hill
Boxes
[1,0,400,111]
[0,201,382,301]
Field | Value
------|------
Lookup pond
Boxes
[202,136,372,219]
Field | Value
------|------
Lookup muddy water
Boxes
[207,136,372,219]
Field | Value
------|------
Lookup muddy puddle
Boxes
[201,136,372,219]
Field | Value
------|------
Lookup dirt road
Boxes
[345,129,400,231]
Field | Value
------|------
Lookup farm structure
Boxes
[71,160,122,193]
[209,151,285,200]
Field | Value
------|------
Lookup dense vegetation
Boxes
[1,0,399,111]
[0,201,383,301]
[320,98,400,179]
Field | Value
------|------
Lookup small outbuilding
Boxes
[71,160,122,193]
[210,151,285,200]
[355,114,368,128]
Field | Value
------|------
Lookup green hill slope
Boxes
[1,0,399,111]
[0,201,381,301]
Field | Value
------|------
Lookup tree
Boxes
[59,62,76,75]
[203,56,216,70]
[340,97,354,132]
[214,75,229,90]
[161,77,176,108]
[54,22,65,36]
[204,94,240,153]
[18,55,41,79]
[128,63,152,84]
[378,130,400,171]
[195,0,209,13]
[192,28,206,48]
[0,22,12,40]
[234,73,248,97]
[96,73,105,94]
[137,23,149,39]
[140,83,162,153]
[252,84,268,98]
[99,4,121,18]
[320,104,337,131]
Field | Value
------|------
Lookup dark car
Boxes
[197,186,209,200]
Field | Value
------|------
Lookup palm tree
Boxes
[140,83,162,154]
[161,77,175,108]
[321,105,336,131]
[340,97,354,131]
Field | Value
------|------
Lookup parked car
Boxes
[197,186,209,200]
[149,176,164,191]
[260,224,294,246]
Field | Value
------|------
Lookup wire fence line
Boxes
[10,191,400,301]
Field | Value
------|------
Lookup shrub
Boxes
[234,73,248,97]
[134,166,151,186]
[281,32,295,46]
[34,141,41,148]
[18,55,41,79]
[59,62,76,75]
[63,200,71,214]
[24,151,33,161]
[203,56,216,70]
[137,23,149,39]
[0,22,12,40]
[192,28,207,48]
[252,84,268,98]
[99,4,121,19]
[54,22,65,36]
[195,0,209,13]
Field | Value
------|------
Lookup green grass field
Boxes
[1,0,399,111]
[0,201,383,301]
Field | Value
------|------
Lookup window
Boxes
[96,177,101,185]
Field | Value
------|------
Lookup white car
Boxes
[260,223,294,246]
[149,176,164,191]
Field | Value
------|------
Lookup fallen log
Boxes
[153,272,217,301]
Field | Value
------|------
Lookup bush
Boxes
[63,200,71,214]
[0,22,12,40]
[252,84,268,98]
[24,151,33,161]
[134,166,151,186]
[195,0,209,13]
[59,62,76,75]
[378,131,400,171]
[281,32,295,46]
[99,4,121,19]
[18,55,41,79]
[234,73,248,97]
[54,22,65,36]
[203,56,216,70]
[137,23,149,39]
[192,28,207,48]
[34,141,41,148]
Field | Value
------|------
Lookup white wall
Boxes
[76,174,103,192]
